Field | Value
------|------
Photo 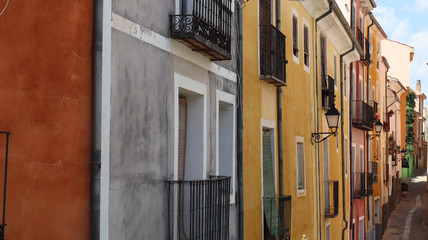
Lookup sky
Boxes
[372,0,428,103]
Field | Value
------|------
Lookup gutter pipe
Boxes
[365,17,374,227]
[91,0,103,239]
[340,43,355,240]
[237,2,244,240]
[276,0,284,199]
[315,3,333,240]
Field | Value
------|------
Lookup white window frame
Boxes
[326,222,331,240]
[296,135,306,196]
[261,119,278,196]
[173,73,207,181]
[292,8,299,64]
[216,90,236,204]
[358,216,365,240]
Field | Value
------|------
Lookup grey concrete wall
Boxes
[109,0,239,239]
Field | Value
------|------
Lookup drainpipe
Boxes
[275,0,284,199]
[365,17,374,228]
[340,43,355,240]
[91,0,103,238]
[237,2,244,240]
[315,3,333,240]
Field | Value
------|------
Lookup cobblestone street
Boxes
[383,168,428,240]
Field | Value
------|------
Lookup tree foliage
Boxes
[405,90,416,155]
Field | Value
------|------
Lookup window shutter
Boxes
[328,76,335,107]
[178,97,187,181]
[304,25,309,66]
[293,16,298,56]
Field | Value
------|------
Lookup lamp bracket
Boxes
[311,132,336,144]
[367,134,379,140]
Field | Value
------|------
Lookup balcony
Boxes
[371,162,378,184]
[361,37,371,65]
[166,177,231,240]
[367,173,374,196]
[357,28,364,51]
[352,100,374,131]
[263,195,292,239]
[170,0,232,61]
[384,163,389,183]
[260,25,287,86]
[324,181,339,218]
[353,172,366,199]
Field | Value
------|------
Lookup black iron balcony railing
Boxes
[357,27,364,50]
[353,172,366,199]
[363,37,371,64]
[371,162,378,184]
[263,195,292,239]
[324,181,339,218]
[170,0,232,61]
[166,177,231,240]
[260,25,287,86]
[367,172,374,196]
[352,100,374,131]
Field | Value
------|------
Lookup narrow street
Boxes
[383,168,428,240]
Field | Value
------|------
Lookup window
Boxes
[345,138,348,177]
[303,24,309,67]
[368,78,371,102]
[292,15,299,58]
[320,35,329,108]
[359,147,364,172]
[359,78,363,101]
[174,73,207,181]
[217,90,236,202]
[326,224,331,240]
[359,217,364,240]
[297,136,305,194]
[351,3,355,31]
[344,64,347,98]
[334,55,337,87]
[323,140,329,212]
[377,41,380,70]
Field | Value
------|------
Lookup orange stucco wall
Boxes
[0,1,92,239]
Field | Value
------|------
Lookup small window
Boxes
[344,64,347,98]
[303,25,309,66]
[334,55,337,87]
[297,138,305,193]
[359,218,364,240]
[292,15,299,57]
[345,138,348,177]
[376,41,380,69]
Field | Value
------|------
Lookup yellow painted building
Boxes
[366,12,388,236]
[242,0,362,239]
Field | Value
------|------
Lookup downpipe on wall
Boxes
[237,1,244,239]
[340,44,355,240]
[91,0,103,238]
[315,3,332,240]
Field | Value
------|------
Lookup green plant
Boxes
[405,90,416,156]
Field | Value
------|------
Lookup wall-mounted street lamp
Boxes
[401,148,406,158]
[312,104,341,144]
[367,120,383,140]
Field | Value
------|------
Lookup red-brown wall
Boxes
[0,0,92,239]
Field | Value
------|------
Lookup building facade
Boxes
[105,0,240,239]
[0,1,93,239]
